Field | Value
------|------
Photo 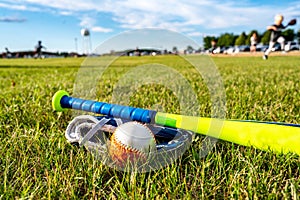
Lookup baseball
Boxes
[109,121,157,167]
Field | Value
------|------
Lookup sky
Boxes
[0,0,299,53]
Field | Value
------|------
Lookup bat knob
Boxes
[52,90,70,111]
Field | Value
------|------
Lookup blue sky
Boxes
[0,0,299,53]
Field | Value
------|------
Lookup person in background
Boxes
[4,47,12,58]
[210,40,217,54]
[263,14,286,60]
[250,32,258,53]
[34,40,46,58]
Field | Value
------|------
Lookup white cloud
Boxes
[59,10,74,16]
[3,0,300,35]
[79,15,113,33]
[79,16,96,28]
[187,32,203,37]
[22,0,97,11]
[91,26,113,33]
[0,16,26,23]
[94,0,300,34]
[0,2,40,11]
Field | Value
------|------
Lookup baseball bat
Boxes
[53,90,300,155]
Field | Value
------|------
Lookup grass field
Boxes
[1,55,300,199]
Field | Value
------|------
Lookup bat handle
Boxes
[52,90,156,123]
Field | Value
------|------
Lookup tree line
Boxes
[203,29,300,49]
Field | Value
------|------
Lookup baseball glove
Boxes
[288,19,297,26]
[65,115,194,172]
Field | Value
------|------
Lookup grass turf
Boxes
[0,55,300,199]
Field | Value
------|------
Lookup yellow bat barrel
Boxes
[155,112,300,155]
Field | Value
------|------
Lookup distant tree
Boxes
[197,47,204,52]
[260,30,271,45]
[202,29,297,49]
[217,33,237,47]
[172,46,178,53]
[110,50,115,55]
[186,45,194,54]
[282,29,295,41]
[246,30,259,45]
[235,32,247,46]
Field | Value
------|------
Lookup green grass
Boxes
[0,55,300,199]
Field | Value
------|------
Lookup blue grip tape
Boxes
[60,96,156,123]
